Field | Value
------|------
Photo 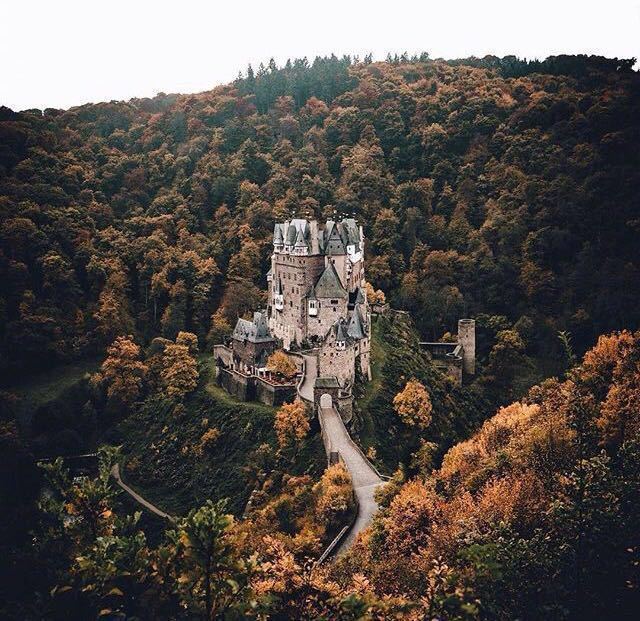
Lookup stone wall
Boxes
[218,368,252,401]
[357,336,371,379]
[306,297,348,340]
[254,378,296,406]
[216,368,296,406]
[336,393,353,423]
[213,344,232,369]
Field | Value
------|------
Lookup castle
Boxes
[214,216,475,409]
[419,318,476,384]
[267,217,370,387]
[214,217,371,406]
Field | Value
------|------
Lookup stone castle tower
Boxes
[457,318,476,376]
[267,217,371,387]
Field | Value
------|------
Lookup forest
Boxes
[1,53,639,619]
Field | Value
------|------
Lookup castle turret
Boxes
[458,319,476,376]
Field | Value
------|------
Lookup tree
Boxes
[171,500,255,619]
[93,272,134,344]
[314,462,354,528]
[393,379,433,428]
[364,280,386,305]
[274,400,309,453]
[266,350,297,379]
[92,335,148,408]
[206,309,232,348]
[486,329,528,400]
[161,341,198,402]
[176,330,199,355]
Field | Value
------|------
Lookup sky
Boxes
[1,0,638,111]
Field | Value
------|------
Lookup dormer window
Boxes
[336,340,346,351]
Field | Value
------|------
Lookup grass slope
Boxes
[6,358,100,429]
[113,358,325,517]
[353,312,489,474]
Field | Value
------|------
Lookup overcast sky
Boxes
[1,0,638,111]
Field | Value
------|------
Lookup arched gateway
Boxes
[320,393,333,409]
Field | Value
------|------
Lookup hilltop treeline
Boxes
[1,54,639,382]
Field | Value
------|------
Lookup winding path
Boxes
[298,353,317,401]
[319,406,385,554]
[298,353,384,556]
[111,463,174,521]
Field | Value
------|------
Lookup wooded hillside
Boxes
[1,54,639,382]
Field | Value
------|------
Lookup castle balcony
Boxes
[274,294,284,311]
[308,300,318,316]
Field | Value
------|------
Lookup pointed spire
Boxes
[273,223,283,243]
[294,226,308,248]
[347,304,365,339]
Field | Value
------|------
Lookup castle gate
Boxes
[320,393,333,409]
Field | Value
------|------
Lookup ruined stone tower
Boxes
[457,318,476,376]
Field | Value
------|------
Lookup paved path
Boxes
[298,353,317,401]
[298,353,384,556]
[111,463,174,521]
[319,406,385,554]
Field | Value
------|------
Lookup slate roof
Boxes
[272,217,361,257]
[347,304,366,340]
[324,220,346,255]
[335,321,349,342]
[315,376,340,388]
[294,226,309,249]
[314,262,347,299]
[232,311,274,343]
[348,286,365,309]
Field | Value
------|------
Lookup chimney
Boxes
[458,319,476,376]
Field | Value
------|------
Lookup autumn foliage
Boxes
[160,334,199,402]
[338,330,640,619]
[274,400,309,450]
[393,378,433,428]
[91,335,147,408]
[266,350,297,379]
